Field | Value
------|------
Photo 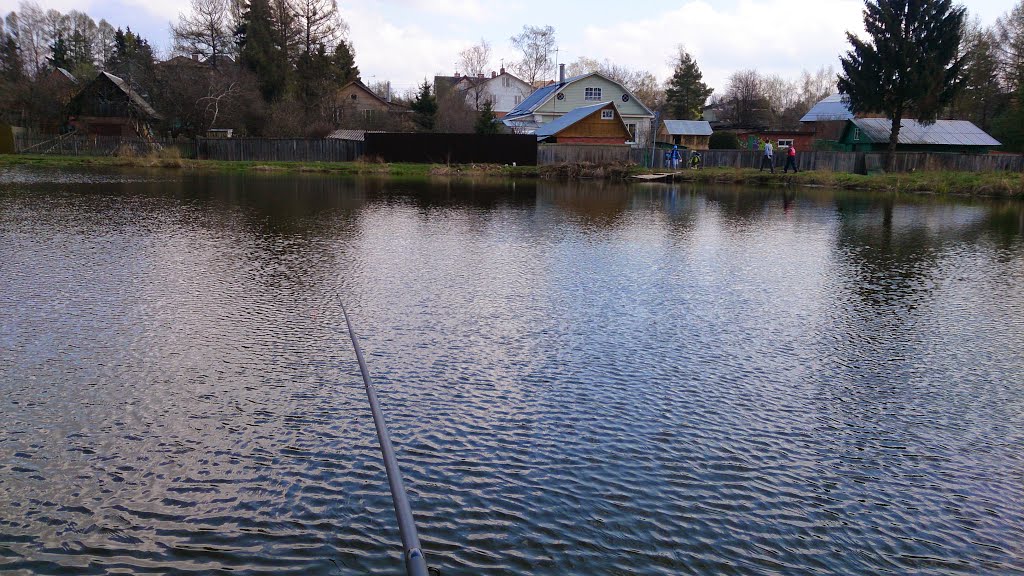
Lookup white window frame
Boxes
[777,139,794,147]
[626,123,637,143]
[601,109,614,120]
[853,128,861,141]
[585,87,602,101]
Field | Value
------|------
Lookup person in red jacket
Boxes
[784,143,798,173]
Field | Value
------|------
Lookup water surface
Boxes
[1,168,1023,574]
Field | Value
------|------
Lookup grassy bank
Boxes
[2,153,1022,197]
[0,153,542,178]
[641,167,1024,197]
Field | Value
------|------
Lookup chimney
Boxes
[491,70,496,78]
[499,67,505,75]
[454,72,460,78]
[478,73,484,78]
[191,53,200,61]
[386,81,392,103]
[559,63,565,83]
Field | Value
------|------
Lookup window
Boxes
[585,87,602,101]
[626,123,637,142]
[601,109,614,120]
[777,139,793,147]
[503,76,511,88]
[514,95,522,105]
[853,128,861,141]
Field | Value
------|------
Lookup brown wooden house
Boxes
[534,101,632,145]
[333,79,408,130]
[68,72,161,137]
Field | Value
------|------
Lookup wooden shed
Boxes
[656,120,713,149]
[534,102,632,145]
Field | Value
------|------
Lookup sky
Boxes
[0,0,1018,97]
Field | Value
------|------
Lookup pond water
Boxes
[1,168,1023,575]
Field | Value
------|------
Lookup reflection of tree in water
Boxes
[833,193,1022,306]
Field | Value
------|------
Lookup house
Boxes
[333,79,407,130]
[502,66,655,146]
[434,68,533,117]
[67,71,161,137]
[657,120,713,149]
[535,101,633,145]
[837,118,1000,153]
[732,128,816,151]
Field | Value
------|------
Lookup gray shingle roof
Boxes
[851,118,1001,146]
[800,94,854,122]
[662,120,713,136]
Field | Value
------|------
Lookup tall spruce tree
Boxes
[411,79,437,132]
[838,0,966,172]
[237,0,288,102]
[664,49,713,119]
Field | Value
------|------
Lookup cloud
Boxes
[342,3,466,95]
[574,0,863,93]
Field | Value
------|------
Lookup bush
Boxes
[709,131,741,149]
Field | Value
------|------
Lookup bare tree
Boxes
[294,0,345,54]
[171,0,233,63]
[509,24,555,86]
[995,2,1024,91]
[12,1,49,77]
[720,69,770,127]
[96,19,115,68]
[457,38,491,110]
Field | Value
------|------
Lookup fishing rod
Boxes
[340,302,431,576]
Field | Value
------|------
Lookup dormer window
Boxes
[585,87,602,101]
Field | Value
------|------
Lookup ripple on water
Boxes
[1,174,1023,574]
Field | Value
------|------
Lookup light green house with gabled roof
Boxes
[502,68,655,146]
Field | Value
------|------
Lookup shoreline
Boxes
[1,154,1021,197]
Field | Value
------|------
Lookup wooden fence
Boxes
[197,138,363,162]
[14,135,193,157]
[538,144,634,165]
[632,147,1024,174]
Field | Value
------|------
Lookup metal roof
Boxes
[101,72,161,120]
[504,82,562,119]
[534,102,616,138]
[503,71,654,120]
[662,120,713,136]
[800,94,854,122]
[850,118,1001,146]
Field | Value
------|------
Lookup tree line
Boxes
[3,0,1024,150]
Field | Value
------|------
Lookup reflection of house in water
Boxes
[68,72,161,137]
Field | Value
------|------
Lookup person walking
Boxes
[784,143,798,173]
[759,140,774,173]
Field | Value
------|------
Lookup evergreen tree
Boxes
[474,99,499,134]
[237,0,289,102]
[330,38,357,84]
[838,0,966,171]
[48,31,68,70]
[664,49,713,119]
[0,33,24,83]
[411,79,436,132]
[993,85,1024,152]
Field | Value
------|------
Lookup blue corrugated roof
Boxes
[663,120,713,136]
[800,94,854,122]
[503,72,651,120]
[504,82,562,119]
[850,118,1001,146]
[535,102,615,138]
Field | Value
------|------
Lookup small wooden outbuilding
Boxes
[534,101,632,145]
[656,120,713,149]
[67,72,161,137]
